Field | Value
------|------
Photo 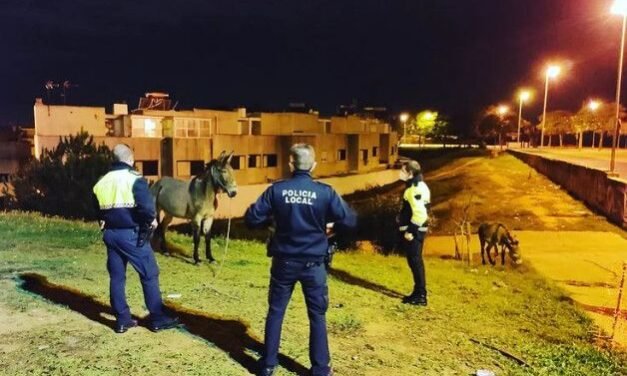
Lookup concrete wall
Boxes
[259,113,322,135]
[509,150,627,228]
[34,101,107,158]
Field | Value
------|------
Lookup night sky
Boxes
[0,0,624,128]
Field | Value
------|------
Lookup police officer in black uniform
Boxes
[245,143,356,376]
[93,144,179,333]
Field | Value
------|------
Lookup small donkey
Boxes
[478,223,522,266]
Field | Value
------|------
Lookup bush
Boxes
[8,132,112,220]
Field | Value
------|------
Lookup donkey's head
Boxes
[507,235,522,265]
[206,151,238,198]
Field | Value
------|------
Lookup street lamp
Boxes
[517,90,531,146]
[610,0,627,173]
[588,99,601,112]
[540,65,561,148]
[400,113,409,144]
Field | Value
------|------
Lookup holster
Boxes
[137,225,154,248]
[325,241,337,271]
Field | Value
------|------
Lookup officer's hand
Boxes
[98,220,105,231]
[404,232,414,241]
[326,222,335,236]
[150,218,158,229]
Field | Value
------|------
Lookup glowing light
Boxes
[423,111,436,121]
[547,65,561,79]
[519,90,531,102]
[497,105,510,116]
[400,113,409,123]
[588,100,601,111]
[612,0,627,16]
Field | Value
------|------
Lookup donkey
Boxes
[478,223,522,266]
[150,151,237,264]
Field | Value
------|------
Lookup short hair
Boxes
[112,144,134,164]
[290,143,316,171]
[404,160,421,175]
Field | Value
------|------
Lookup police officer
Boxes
[93,144,179,333]
[245,143,356,376]
[397,160,431,306]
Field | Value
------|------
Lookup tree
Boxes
[474,106,516,147]
[8,132,112,220]
[430,114,451,147]
[571,102,620,148]
[541,111,573,147]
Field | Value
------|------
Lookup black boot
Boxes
[403,295,427,306]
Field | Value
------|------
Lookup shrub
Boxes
[8,132,112,220]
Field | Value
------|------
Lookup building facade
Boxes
[33,94,398,185]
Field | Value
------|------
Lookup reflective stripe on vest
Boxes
[93,169,139,210]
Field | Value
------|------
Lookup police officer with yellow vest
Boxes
[93,144,179,333]
[398,160,431,306]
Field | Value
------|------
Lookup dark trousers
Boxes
[103,228,167,325]
[261,258,330,376]
[402,231,427,297]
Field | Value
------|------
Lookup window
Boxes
[372,147,378,157]
[361,149,368,163]
[251,120,262,135]
[231,155,244,170]
[391,146,396,155]
[136,160,159,176]
[144,119,157,137]
[325,122,331,134]
[132,117,161,137]
[190,160,205,175]
[337,149,347,161]
[248,154,261,168]
[177,160,205,177]
[174,119,212,138]
[264,154,278,167]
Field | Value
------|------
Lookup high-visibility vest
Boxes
[403,181,430,227]
[93,169,140,210]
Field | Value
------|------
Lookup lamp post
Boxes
[517,90,531,147]
[540,65,561,148]
[400,113,409,144]
[611,0,627,173]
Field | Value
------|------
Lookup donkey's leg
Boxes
[202,217,215,262]
[487,244,496,265]
[192,221,201,265]
[480,239,486,265]
[160,214,173,255]
[501,245,506,265]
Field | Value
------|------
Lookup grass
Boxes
[0,212,625,375]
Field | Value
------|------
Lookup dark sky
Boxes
[0,0,624,128]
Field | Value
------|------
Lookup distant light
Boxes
[588,100,601,111]
[423,111,436,121]
[497,105,510,116]
[400,113,409,123]
[547,65,561,79]
[612,0,627,16]
[519,90,531,102]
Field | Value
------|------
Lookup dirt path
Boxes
[424,231,627,347]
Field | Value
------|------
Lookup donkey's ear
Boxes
[217,150,226,163]
[226,151,234,165]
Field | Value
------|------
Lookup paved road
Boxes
[514,148,627,179]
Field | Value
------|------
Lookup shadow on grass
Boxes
[329,268,404,299]
[17,273,309,376]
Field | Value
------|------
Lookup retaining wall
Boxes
[509,150,627,228]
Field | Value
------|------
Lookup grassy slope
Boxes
[0,213,625,376]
